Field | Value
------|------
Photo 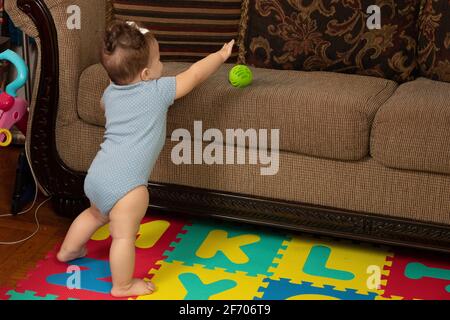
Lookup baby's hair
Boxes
[101,20,156,85]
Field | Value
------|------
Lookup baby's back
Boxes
[84,77,176,214]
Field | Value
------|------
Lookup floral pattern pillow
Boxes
[418,0,450,82]
[238,0,421,83]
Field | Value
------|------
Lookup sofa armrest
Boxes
[6,0,111,36]
[3,0,109,211]
[4,0,39,38]
[6,0,108,120]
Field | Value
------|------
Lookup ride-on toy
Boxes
[0,49,29,147]
[0,49,35,214]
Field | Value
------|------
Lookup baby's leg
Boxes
[109,186,155,297]
[57,204,109,262]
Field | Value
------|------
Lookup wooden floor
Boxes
[0,146,72,288]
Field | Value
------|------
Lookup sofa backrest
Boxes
[237,0,421,83]
[108,0,241,62]
[418,0,450,83]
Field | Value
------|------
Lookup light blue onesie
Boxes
[84,77,177,215]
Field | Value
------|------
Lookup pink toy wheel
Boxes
[0,128,12,147]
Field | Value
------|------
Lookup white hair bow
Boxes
[126,21,150,35]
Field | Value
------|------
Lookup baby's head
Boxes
[101,20,163,85]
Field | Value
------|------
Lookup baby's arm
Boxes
[175,39,235,100]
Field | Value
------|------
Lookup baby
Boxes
[56,20,234,297]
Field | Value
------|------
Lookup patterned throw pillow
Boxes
[109,0,241,62]
[238,0,421,83]
[418,0,450,82]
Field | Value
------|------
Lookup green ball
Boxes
[229,65,253,88]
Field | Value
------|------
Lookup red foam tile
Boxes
[382,250,450,300]
[0,287,12,300]
[13,214,190,300]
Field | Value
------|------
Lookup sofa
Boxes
[5,0,450,252]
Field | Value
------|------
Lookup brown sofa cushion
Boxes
[109,0,241,62]
[418,0,450,82]
[238,0,420,83]
[371,77,450,175]
[58,119,450,226]
[78,62,397,161]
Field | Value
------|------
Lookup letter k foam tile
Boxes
[134,261,266,300]
[268,234,393,295]
[163,220,288,277]
[11,214,190,300]
[380,250,450,300]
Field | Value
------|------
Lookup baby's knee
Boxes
[109,222,139,240]
[109,213,142,240]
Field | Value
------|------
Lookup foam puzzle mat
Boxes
[1,213,449,300]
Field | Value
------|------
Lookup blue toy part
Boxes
[0,49,29,97]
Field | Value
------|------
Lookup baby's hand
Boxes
[218,40,235,63]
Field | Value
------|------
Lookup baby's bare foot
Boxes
[56,246,87,262]
[111,279,155,297]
